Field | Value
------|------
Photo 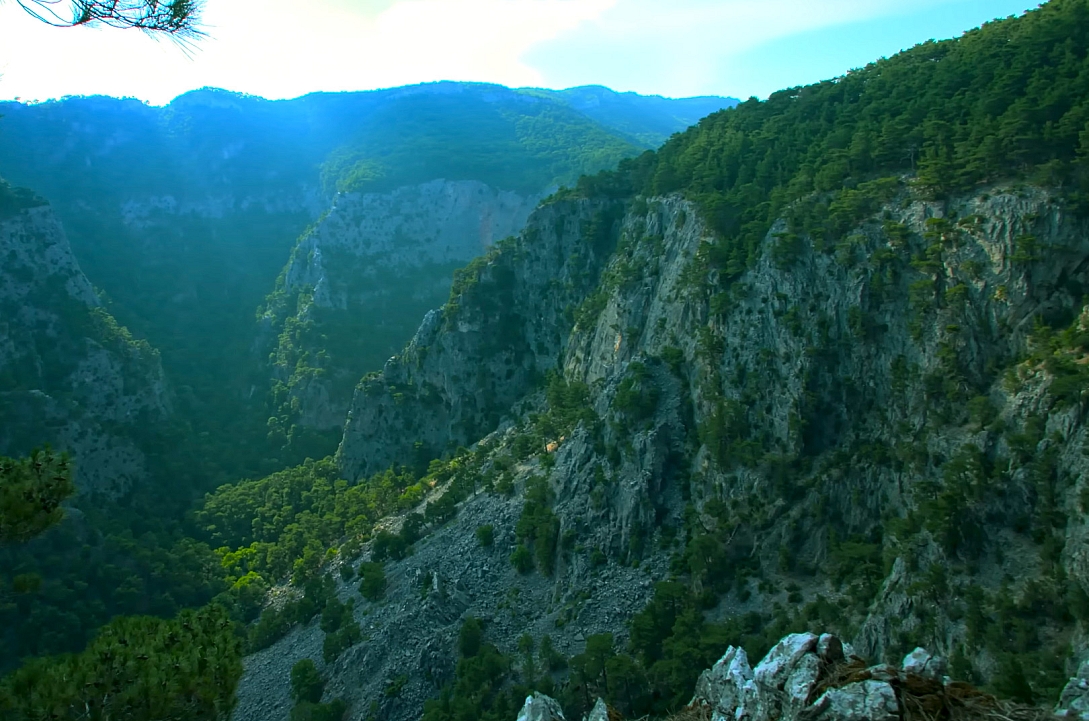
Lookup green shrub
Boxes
[291,659,325,704]
[476,524,495,547]
[358,562,387,601]
[510,544,534,574]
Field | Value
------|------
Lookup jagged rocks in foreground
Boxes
[523,631,1082,721]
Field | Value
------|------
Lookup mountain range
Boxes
[3,2,1089,721]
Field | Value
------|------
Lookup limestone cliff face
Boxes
[264,180,546,437]
[0,202,170,495]
[334,196,622,479]
[236,182,1089,721]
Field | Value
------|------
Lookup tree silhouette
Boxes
[16,0,202,37]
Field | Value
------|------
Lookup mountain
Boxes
[538,85,739,147]
[0,182,170,495]
[8,2,1089,721]
[223,2,1089,720]
[0,82,738,473]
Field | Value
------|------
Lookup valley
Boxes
[3,2,1089,721]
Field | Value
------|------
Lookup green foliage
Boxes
[196,457,423,620]
[320,595,362,663]
[572,0,1089,278]
[459,618,485,658]
[515,477,561,575]
[510,544,534,574]
[0,179,46,221]
[423,618,522,721]
[476,524,495,547]
[612,362,659,427]
[358,562,387,602]
[917,444,993,559]
[0,449,75,544]
[319,88,644,196]
[291,659,325,704]
[0,605,242,721]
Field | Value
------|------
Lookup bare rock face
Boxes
[900,648,947,681]
[803,680,899,721]
[336,197,623,480]
[0,202,170,494]
[583,698,609,721]
[688,634,917,721]
[239,183,1089,721]
[263,180,544,435]
[1058,660,1089,720]
[516,693,566,721]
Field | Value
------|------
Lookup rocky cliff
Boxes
[263,180,544,438]
[0,195,171,495]
[335,197,624,479]
[236,179,1089,721]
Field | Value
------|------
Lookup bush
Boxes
[358,562,386,601]
[510,544,534,573]
[290,699,347,721]
[476,524,495,547]
[459,618,484,658]
[291,659,324,704]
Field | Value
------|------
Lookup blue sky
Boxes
[0,0,1039,104]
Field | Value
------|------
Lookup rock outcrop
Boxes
[519,633,1055,721]
[0,199,170,494]
[336,197,624,479]
[517,693,566,721]
[264,180,543,433]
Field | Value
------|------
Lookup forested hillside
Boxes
[0,82,733,477]
[0,81,734,696]
[6,2,1089,721]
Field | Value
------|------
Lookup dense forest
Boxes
[4,1,1089,720]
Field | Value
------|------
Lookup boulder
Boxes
[585,697,609,721]
[901,648,947,681]
[801,680,899,721]
[691,645,758,720]
[1057,660,1089,720]
[517,693,566,721]
[753,633,819,691]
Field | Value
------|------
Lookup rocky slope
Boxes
[237,178,1089,721]
[0,193,170,495]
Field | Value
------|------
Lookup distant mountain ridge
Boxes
[0,81,735,476]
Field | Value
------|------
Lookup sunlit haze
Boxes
[0,0,1039,104]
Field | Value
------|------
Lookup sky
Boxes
[0,0,1040,105]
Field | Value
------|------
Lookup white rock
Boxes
[584,697,609,721]
[785,653,822,709]
[901,648,947,680]
[691,646,759,721]
[517,693,566,721]
[753,632,819,690]
[805,680,899,721]
[1057,661,1089,721]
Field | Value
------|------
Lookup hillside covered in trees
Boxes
[6,2,1089,721]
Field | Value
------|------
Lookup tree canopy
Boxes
[0,449,75,544]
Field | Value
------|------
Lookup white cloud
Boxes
[0,0,616,103]
[0,0,1031,103]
